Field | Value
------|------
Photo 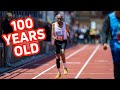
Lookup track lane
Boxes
[78,45,114,79]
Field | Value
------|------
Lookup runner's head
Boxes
[56,14,63,24]
[115,11,120,18]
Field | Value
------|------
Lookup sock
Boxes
[63,63,67,68]
[57,68,61,74]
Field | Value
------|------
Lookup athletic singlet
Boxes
[54,22,67,40]
[109,12,120,41]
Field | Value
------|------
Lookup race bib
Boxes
[56,36,64,41]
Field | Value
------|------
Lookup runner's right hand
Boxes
[67,39,71,43]
[103,43,108,50]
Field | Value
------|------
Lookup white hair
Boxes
[55,14,63,19]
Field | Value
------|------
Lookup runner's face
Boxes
[6,15,12,20]
[57,16,63,24]
[115,11,120,17]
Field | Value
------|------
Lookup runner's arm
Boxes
[52,23,56,40]
[101,16,111,45]
[66,23,71,42]
[102,15,111,50]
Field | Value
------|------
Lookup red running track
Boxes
[0,44,114,79]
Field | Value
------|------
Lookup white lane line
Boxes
[32,45,88,79]
[67,62,81,64]
[89,73,113,74]
[96,60,109,62]
[75,45,100,79]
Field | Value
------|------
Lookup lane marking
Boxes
[95,60,109,62]
[66,62,81,64]
[82,73,113,74]
[32,45,88,79]
[75,45,100,79]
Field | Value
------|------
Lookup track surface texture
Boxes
[0,44,113,79]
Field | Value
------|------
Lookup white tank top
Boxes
[54,22,67,40]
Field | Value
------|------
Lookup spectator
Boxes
[1,12,13,67]
[102,11,120,79]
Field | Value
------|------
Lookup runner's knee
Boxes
[56,54,60,59]
[61,49,65,54]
